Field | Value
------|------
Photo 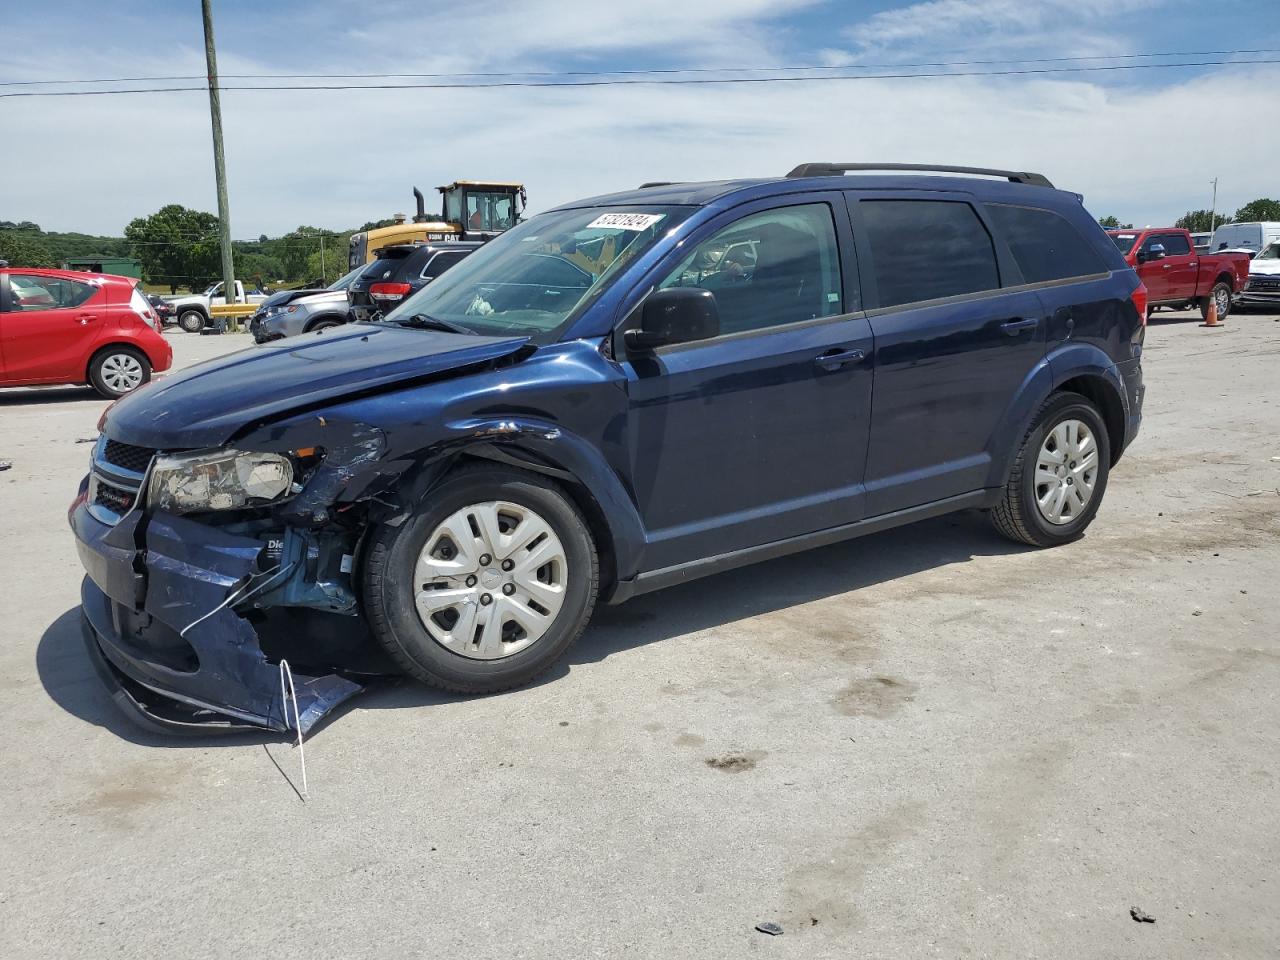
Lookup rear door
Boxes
[849,194,1046,515]
[619,195,874,569]
[0,273,105,384]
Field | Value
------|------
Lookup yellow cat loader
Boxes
[348,181,526,268]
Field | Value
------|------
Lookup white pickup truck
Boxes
[168,280,269,333]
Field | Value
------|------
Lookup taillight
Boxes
[369,282,412,301]
[1130,282,1149,324]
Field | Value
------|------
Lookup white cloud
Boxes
[1,2,1272,236]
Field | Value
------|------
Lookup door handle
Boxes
[77,314,98,324]
[814,347,866,370]
[1000,318,1038,335]
[1162,263,1171,269]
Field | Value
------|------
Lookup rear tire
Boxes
[178,309,205,333]
[89,346,151,399]
[1200,282,1232,321]
[362,464,598,694]
[991,392,1111,547]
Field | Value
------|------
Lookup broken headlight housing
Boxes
[147,449,294,514]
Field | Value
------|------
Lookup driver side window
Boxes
[659,204,844,335]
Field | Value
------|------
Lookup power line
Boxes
[3,48,1277,86]
[2,56,1278,98]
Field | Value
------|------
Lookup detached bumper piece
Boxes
[75,508,364,736]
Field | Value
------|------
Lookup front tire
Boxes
[178,309,205,333]
[1200,282,1232,321]
[363,464,599,694]
[308,318,342,332]
[89,347,151,398]
[991,392,1111,547]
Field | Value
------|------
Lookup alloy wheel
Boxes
[413,500,568,660]
[1034,418,1098,525]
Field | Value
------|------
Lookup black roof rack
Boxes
[786,163,1053,188]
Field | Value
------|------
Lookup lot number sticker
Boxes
[586,213,665,231]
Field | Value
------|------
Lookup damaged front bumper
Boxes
[71,488,367,736]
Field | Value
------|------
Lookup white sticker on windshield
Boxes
[586,212,665,231]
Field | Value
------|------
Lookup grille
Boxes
[103,439,155,474]
[93,480,136,515]
[1250,278,1280,292]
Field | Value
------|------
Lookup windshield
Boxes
[1256,242,1279,261]
[1110,233,1138,255]
[327,265,363,290]
[380,205,690,341]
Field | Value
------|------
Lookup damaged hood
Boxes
[105,324,530,449]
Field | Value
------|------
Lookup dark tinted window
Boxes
[1158,233,1191,256]
[985,204,1108,283]
[422,250,471,279]
[862,200,998,308]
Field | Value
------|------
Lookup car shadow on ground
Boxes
[37,508,1031,746]
[0,385,102,406]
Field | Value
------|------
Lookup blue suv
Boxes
[71,163,1146,734]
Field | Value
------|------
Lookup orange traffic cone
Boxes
[1202,298,1220,328]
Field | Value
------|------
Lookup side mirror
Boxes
[624,288,720,353]
[1147,243,1167,260]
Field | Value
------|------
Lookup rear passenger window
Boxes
[861,200,998,308]
[1159,233,1191,256]
[984,204,1108,284]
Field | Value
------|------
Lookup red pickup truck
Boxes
[1107,227,1250,320]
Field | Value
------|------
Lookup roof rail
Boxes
[638,181,680,189]
[786,163,1053,188]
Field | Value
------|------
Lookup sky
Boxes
[1,0,1278,237]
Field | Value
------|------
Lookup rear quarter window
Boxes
[985,204,1107,284]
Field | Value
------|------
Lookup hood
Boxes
[256,288,325,313]
[1249,259,1280,277]
[104,324,530,449]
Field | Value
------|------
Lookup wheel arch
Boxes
[302,312,347,332]
[990,346,1130,488]
[85,341,148,383]
[368,420,646,603]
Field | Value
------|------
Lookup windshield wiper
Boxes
[394,313,475,335]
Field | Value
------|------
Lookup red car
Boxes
[0,267,173,398]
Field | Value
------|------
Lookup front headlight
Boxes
[147,449,294,514]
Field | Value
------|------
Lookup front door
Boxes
[850,196,1047,515]
[620,198,874,571]
[1153,231,1197,301]
[0,273,105,385]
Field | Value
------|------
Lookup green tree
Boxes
[0,232,56,267]
[1098,215,1126,228]
[124,204,221,293]
[1175,210,1227,232]
[1231,198,1280,223]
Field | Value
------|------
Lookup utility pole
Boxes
[1209,178,1219,235]
[320,233,326,283]
[202,0,237,321]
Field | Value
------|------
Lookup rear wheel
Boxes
[991,392,1111,547]
[89,347,151,398]
[363,465,598,694]
[1200,282,1232,321]
[178,309,205,333]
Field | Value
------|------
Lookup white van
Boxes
[1210,222,1280,254]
